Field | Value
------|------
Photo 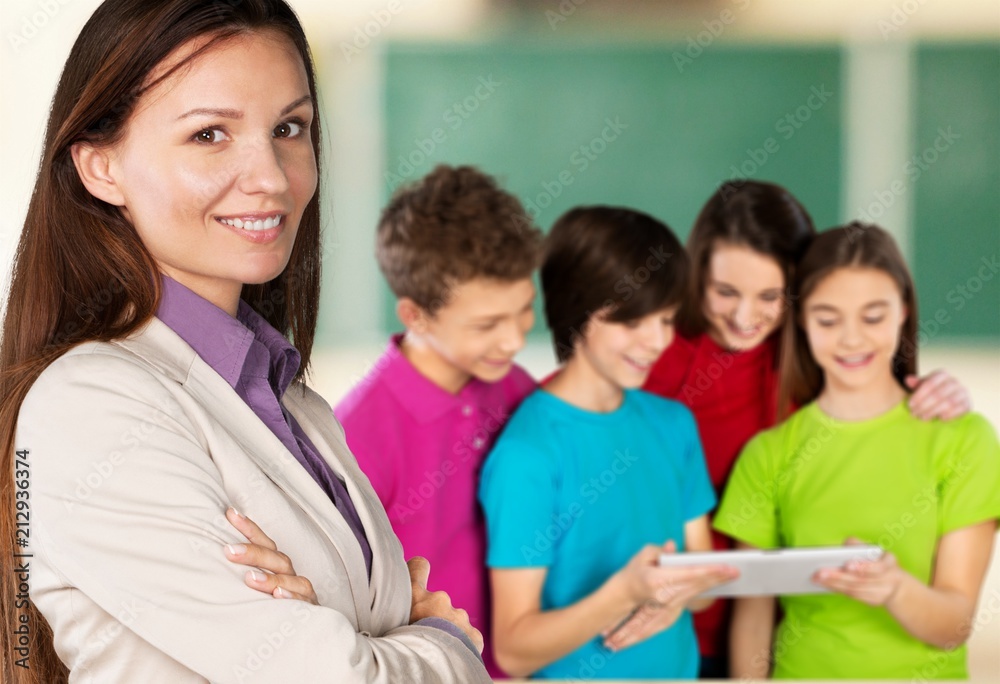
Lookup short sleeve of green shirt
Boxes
[936,413,1000,535]
[713,429,782,549]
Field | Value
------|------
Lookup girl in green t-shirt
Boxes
[714,222,1000,679]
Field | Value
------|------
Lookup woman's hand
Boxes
[222,507,318,604]
[813,538,906,607]
[407,556,484,653]
[905,370,971,421]
[602,540,738,652]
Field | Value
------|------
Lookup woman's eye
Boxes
[817,319,837,328]
[193,128,227,144]
[864,316,885,325]
[274,120,304,138]
[661,317,674,326]
[716,289,737,298]
[760,293,781,303]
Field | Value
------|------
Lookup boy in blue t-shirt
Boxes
[478,206,739,679]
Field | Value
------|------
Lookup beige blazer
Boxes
[17,315,490,683]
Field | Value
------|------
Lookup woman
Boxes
[0,1,488,682]
[642,180,972,677]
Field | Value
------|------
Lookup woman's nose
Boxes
[237,136,291,196]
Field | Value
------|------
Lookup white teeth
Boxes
[219,214,282,231]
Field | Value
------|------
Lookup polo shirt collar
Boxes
[381,333,481,424]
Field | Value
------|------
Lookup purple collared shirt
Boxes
[155,273,373,578]
[155,274,481,659]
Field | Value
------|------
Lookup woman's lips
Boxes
[726,319,762,339]
[216,214,285,244]
[834,352,875,369]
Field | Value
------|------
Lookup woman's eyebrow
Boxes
[176,94,313,121]
[177,106,242,121]
[280,94,313,115]
[808,300,890,313]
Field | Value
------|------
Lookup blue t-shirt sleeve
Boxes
[677,406,716,523]
[479,434,559,569]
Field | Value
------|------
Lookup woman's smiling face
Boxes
[91,30,317,314]
[703,241,786,351]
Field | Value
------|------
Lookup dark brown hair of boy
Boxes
[542,206,688,363]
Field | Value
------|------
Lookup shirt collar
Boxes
[155,273,301,396]
[380,333,483,424]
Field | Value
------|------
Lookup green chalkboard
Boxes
[381,41,843,336]
[911,43,1000,343]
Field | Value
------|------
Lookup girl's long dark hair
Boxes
[778,222,919,419]
[0,1,324,681]
[678,179,815,339]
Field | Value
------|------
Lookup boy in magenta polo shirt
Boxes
[334,165,543,677]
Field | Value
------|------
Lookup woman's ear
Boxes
[71,142,126,206]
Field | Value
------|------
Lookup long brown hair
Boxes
[778,222,919,419]
[0,1,323,681]
[678,179,815,339]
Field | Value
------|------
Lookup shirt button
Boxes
[473,437,485,449]
[461,405,473,417]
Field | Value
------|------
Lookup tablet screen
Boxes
[658,545,883,597]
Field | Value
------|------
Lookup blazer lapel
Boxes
[113,316,375,629]
[281,384,401,629]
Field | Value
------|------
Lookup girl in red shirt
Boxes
[642,180,971,678]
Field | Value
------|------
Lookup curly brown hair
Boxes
[376,165,543,313]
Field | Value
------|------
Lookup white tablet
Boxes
[658,545,883,597]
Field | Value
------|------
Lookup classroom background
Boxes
[2,0,998,680]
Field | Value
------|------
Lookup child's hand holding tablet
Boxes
[601,540,740,652]
[658,544,884,598]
